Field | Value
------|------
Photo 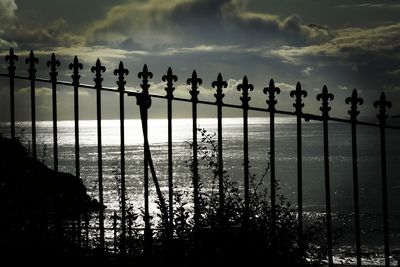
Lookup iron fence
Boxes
[1,48,399,266]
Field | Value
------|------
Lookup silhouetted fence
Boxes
[1,49,399,266]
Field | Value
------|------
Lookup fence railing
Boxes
[1,48,399,266]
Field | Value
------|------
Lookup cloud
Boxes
[86,0,333,50]
[161,45,241,56]
[302,67,313,76]
[2,19,85,50]
[336,3,400,8]
[338,85,348,90]
[270,22,400,93]
[66,90,90,96]
[276,82,295,91]
[0,37,16,49]
[0,0,17,22]
[387,69,400,79]
[17,87,52,96]
[271,23,400,64]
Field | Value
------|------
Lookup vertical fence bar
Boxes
[69,56,83,246]
[264,79,280,243]
[212,73,227,226]
[290,82,307,250]
[47,54,60,172]
[162,67,177,237]
[374,93,392,267]
[187,70,202,228]
[137,64,153,257]
[48,53,62,247]
[346,89,363,267]
[25,50,38,160]
[91,58,106,252]
[317,85,334,267]
[5,49,17,139]
[237,76,253,226]
[114,61,129,254]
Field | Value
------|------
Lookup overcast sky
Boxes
[0,0,399,122]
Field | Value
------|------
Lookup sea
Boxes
[1,117,400,265]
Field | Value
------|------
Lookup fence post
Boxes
[5,48,17,139]
[212,73,227,227]
[47,53,60,172]
[25,50,39,160]
[114,61,129,255]
[374,93,392,267]
[290,82,307,253]
[69,56,83,246]
[91,58,106,252]
[264,79,280,246]
[237,76,253,227]
[137,64,153,257]
[47,53,63,246]
[317,85,334,267]
[162,67,177,239]
[346,89,363,267]
[187,70,202,229]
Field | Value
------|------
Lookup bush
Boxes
[148,128,327,266]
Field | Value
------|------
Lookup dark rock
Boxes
[0,135,104,230]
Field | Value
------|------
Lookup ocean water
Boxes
[1,117,400,264]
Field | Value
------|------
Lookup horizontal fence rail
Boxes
[1,49,399,266]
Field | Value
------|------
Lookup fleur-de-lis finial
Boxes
[316,85,334,118]
[69,56,83,85]
[187,70,202,102]
[237,76,254,108]
[113,61,129,91]
[345,89,363,122]
[263,79,281,112]
[212,73,227,105]
[374,92,392,125]
[290,82,307,114]
[138,64,153,93]
[5,48,18,76]
[91,58,106,88]
[162,67,177,99]
[137,64,153,109]
[25,50,39,79]
[47,53,60,81]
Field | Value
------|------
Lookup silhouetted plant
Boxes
[112,160,140,254]
[151,128,327,266]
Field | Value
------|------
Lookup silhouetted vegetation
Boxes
[0,131,330,265]
[141,128,328,266]
[0,135,103,263]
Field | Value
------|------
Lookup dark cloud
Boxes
[1,0,400,119]
[86,0,334,49]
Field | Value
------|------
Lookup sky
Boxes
[0,0,399,122]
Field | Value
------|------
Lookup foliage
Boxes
[149,128,327,266]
